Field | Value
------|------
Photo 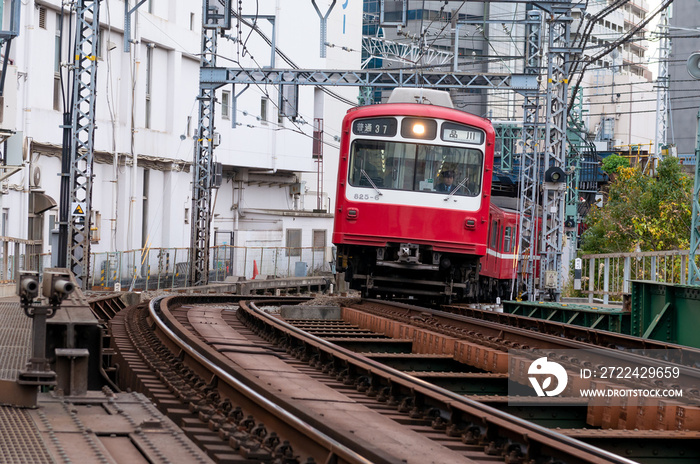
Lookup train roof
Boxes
[387,88,454,108]
[491,196,520,213]
[491,196,542,216]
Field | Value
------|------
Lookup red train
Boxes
[332,89,536,303]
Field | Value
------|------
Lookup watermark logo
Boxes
[528,357,568,397]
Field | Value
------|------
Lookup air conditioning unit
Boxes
[30,166,41,188]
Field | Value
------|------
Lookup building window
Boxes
[221,90,230,120]
[1,208,8,236]
[148,0,154,14]
[97,28,104,60]
[260,97,268,125]
[54,15,62,111]
[286,229,302,257]
[187,116,192,137]
[190,13,196,31]
[312,230,326,250]
[145,44,153,128]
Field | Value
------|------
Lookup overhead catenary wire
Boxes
[568,0,675,113]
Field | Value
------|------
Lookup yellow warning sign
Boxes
[72,202,87,217]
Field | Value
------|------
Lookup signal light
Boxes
[545,167,566,183]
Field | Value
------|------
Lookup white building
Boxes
[0,0,362,281]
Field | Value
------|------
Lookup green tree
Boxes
[580,157,693,254]
[600,154,630,176]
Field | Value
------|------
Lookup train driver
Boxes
[435,170,456,193]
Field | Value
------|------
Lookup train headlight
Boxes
[412,122,425,136]
[464,217,477,230]
[401,118,437,139]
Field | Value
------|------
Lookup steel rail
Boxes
[359,300,700,393]
[238,299,638,464]
[346,300,700,410]
[434,302,700,371]
[148,295,380,464]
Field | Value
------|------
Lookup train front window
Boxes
[349,139,483,196]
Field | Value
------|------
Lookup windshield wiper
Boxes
[444,176,468,201]
[361,169,383,196]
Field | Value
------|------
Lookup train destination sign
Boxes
[352,118,398,137]
[441,122,484,145]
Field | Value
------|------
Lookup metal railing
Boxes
[0,236,43,283]
[1,239,333,292]
[580,250,691,304]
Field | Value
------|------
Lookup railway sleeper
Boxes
[116,304,310,464]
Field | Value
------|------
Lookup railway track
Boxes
[109,294,676,464]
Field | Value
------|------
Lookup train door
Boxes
[502,224,513,279]
[487,217,500,272]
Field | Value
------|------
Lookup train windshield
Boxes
[348,140,483,196]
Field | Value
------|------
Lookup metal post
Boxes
[539,5,574,301]
[681,254,687,285]
[603,257,609,305]
[13,242,19,278]
[171,248,177,288]
[588,257,594,304]
[623,256,630,294]
[68,0,102,289]
[310,0,336,58]
[654,10,670,162]
[515,10,542,301]
[189,24,219,286]
[688,107,700,284]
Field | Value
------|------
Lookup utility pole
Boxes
[62,0,101,289]
[654,9,670,161]
[539,3,576,301]
[687,51,700,284]
[515,8,543,301]
[189,1,231,286]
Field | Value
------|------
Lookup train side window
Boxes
[504,227,512,253]
[491,220,498,248]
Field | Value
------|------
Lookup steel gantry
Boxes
[654,9,670,160]
[67,0,101,289]
[514,9,543,301]
[539,3,576,300]
[189,2,228,287]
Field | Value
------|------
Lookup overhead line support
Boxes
[68,0,101,289]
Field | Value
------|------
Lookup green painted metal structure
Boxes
[503,280,700,349]
[630,281,700,347]
[503,300,630,335]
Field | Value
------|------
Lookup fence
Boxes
[580,250,692,304]
[88,245,331,290]
[0,242,332,291]
[0,236,45,283]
